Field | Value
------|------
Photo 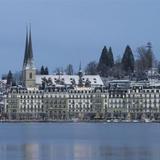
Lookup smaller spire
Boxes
[79,61,82,72]
[78,61,83,77]
[78,62,83,87]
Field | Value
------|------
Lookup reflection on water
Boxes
[0,143,160,160]
[0,123,160,160]
[23,144,39,160]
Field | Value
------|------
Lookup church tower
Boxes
[22,27,36,88]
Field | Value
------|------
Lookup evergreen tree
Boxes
[12,79,17,86]
[6,70,13,85]
[121,45,135,74]
[136,42,154,74]
[97,46,115,77]
[97,46,108,76]
[40,66,45,75]
[146,42,154,68]
[108,47,114,67]
[158,62,160,74]
[44,67,49,75]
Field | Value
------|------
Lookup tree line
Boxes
[86,42,159,80]
[4,42,160,86]
[37,42,158,80]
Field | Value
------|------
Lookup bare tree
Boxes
[65,64,74,75]
[112,56,124,79]
[136,42,154,73]
[54,67,64,75]
[85,61,98,75]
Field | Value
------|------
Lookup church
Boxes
[22,28,36,88]
[22,28,104,90]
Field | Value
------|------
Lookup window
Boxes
[29,73,32,79]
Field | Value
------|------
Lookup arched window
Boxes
[29,73,32,79]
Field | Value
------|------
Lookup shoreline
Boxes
[0,120,160,123]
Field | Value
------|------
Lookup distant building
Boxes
[2,29,160,121]
[4,87,107,120]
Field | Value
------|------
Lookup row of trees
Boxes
[51,42,157,79]
[3,42,159,86]
[40,66,49,75]
[5,70,20,86]
[94,42,156,78]
[96,45,135,77]
[53,64,74,75]
[97,46,114,76]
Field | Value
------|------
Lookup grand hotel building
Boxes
[3,30,160,121]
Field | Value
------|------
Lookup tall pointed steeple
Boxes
[78,62,83,87]
[22,25,36,88]
[23,25,34,68]
[79,62,81,70]
[23,26,28,67]
[27,26,33,63]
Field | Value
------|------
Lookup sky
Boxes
[0,0,160,75]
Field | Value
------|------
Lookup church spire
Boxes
[79,61,82,72]
[23,26,28,67]
[78,62,83,87]
[78,62,83,77]
[22,25,36,88]
[27,26,33,62]
[23,25,34,68]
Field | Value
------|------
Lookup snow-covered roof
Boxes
[36,75,104,86]
[0,80,7,84]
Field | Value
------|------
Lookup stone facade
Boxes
[4,86,160,120]
[4,87,106,120]
[23,67,36,89]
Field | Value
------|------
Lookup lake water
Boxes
[0,123,160,160]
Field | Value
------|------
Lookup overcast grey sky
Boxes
[0,0,160,75]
